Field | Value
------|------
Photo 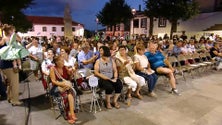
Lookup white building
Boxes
[130,11,222,39]
[19,16,84,38]
[130,0,222,39]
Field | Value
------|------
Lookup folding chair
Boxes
[192,53,208,73]
[168,56,186,81]
[177,54,195,79]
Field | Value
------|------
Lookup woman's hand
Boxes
[109,78,117,83]
[63,81,72,90]
[124,60,130,65]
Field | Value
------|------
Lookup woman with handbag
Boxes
[49,56,77,124]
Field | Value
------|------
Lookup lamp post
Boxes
[131,8,136,40]
[96,18,99,33]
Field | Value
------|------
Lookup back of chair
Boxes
[177,54,188,66]
[168,56,178,63]
[169,56,181,68]
[177,54,186,62]
[192,53,201,63]
[199,53,207,61]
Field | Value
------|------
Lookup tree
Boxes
[144,0,199,38]
[97,0,133,36]
[0,0,34,32]
[144,0,160,36]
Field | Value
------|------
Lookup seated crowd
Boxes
[1,29,222,124]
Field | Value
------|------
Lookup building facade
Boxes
[105,22,130,38]
[130,0,222,39]
[19,16,84,38]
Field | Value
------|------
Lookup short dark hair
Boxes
[118,45,126,50]
[99,46,111,57]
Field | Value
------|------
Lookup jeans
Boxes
[136,71,158,92]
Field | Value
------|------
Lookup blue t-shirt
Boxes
[144,51,166,70]
[77,50,94,69]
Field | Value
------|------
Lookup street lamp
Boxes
[96,18,99,33]
[131,8,136,40]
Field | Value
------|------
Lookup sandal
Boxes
[106,103,112,109]
[134,94,143,100]
[126,97,132,106]
[67,119,75,124]
[69,114,78,121]
[113,102,120,109]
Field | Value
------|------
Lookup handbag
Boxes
[52,67,72,93]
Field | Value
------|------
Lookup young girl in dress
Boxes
[0,24,29,71]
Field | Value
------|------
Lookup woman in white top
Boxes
[28,37,43,80]
[116,45,146,101]
[134,44,158,97]
[41,49,54,90]
[60,47,77,69]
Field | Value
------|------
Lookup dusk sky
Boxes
[24,0,145,31]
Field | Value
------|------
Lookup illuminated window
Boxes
[141,18,147,28]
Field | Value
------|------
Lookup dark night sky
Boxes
[24,0,145,31]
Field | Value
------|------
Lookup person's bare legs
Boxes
[113,94,120,108]
[106,95,112,109]
[156,67,176,89]
[135,85,143,99]
[127,88,132,98]
[67,93,77,123]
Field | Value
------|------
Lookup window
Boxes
[72,27,75,31]
[141,18,147,28]
[42,27,47,32]
[52,27,56,32]
[158,18,167,27]
[61,27,64,32]
[133,19,139,28]
[29,27,34,32]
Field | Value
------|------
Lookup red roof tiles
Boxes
[26,16,83,26]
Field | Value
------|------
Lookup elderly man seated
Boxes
[145,41,181,95]
[77,42,98,69]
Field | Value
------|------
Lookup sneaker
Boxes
[171,89,181,96]
[148,92,157,98]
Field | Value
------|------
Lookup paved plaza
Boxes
[0,70,222,125]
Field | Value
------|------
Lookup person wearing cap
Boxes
[171,40,183,57]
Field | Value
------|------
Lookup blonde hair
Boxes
[2,24,14,36]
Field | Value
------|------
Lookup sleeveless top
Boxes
[54,66,69,81]
[99,58,113,79]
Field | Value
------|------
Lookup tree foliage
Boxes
[97,0,132,35]
[0,0,34,32]
[144,0,199,38]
